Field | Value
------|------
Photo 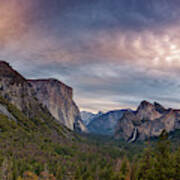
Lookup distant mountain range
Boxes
[85,110,129,136]
[82,101,180,142]
[0,60,180,142]
[80,111,103,125]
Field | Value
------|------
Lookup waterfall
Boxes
[128,128,138,143]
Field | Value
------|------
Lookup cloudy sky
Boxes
[1,0,180,112]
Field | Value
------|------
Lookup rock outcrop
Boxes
[115,101,180,141]
[0,103,17,122]
[28,79,86,131]
[0,61,85,132]
[0,61,46,120]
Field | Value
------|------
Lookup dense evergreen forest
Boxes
[0,95,179,180]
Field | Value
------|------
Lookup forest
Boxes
[0,96,179,180]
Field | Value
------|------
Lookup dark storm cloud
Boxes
[1,0,180,112]
[18,61,180,111]
[32,0,180,30]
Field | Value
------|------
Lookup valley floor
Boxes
[0,122,179,180]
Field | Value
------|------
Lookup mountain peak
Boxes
[0,60,26,83]
[0,60,10,66]
[136,100,162,121]
[153,101,166,113]
[137,100,153,111]
[140,100,152,105]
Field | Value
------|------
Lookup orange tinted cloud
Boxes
[1,0,180,112]
[0,1,27,45]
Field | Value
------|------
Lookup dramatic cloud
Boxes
[1,0,180,112]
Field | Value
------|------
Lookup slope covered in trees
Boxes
[0,93,179,179]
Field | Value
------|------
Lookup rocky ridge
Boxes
[81,111,103,126]
[115,101,180,141]
[87,110,128,135]
[0,61,85,132]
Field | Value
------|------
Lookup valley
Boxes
[0,61,179,179]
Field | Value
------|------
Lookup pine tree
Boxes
[0,158,13,180]
[136,130,177,180]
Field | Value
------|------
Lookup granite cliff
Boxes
[28,79,86,131]
[0,61,45,120]
[0,61,85,132]
[115,101,180,141]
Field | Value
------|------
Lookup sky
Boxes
[1,0,180,112]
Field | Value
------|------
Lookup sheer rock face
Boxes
[115,111,135,140]
[0,61,85,132]
[115,101,180,141]
[0,61,45,119]
[28,79,86,131]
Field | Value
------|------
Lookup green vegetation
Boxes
[0,96,179,179]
